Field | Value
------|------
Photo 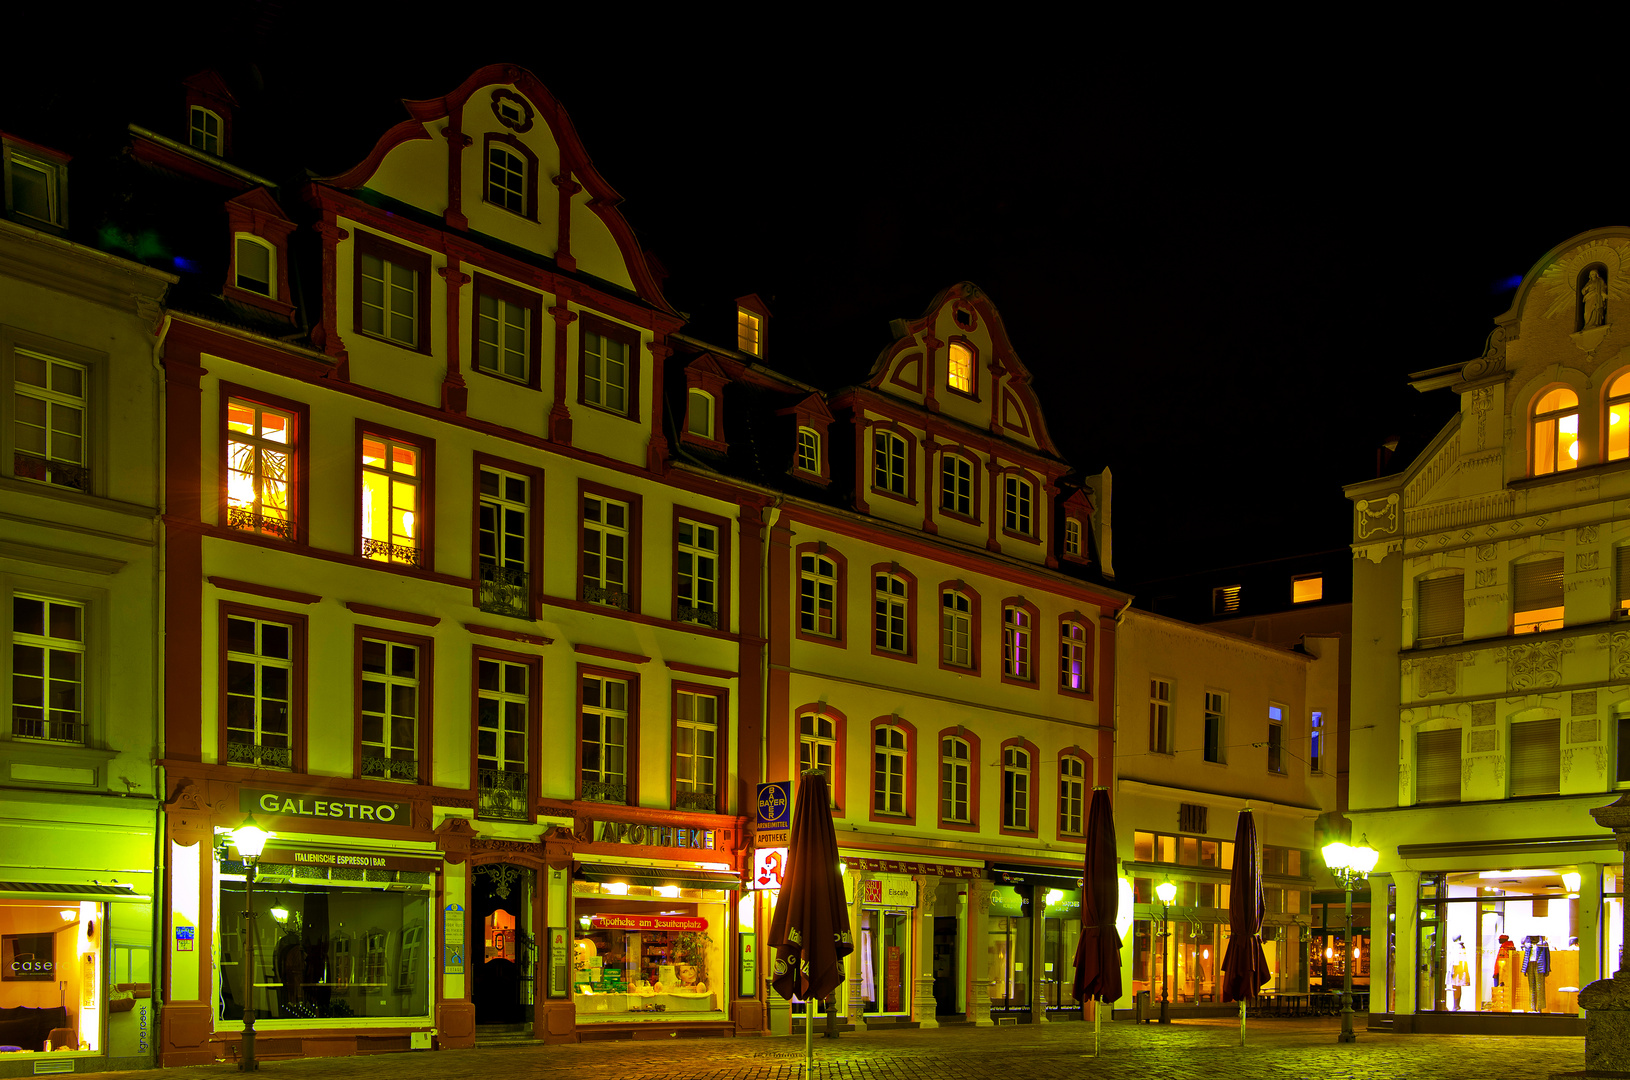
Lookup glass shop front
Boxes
[569,880,728,1023]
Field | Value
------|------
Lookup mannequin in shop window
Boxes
[1522,935,1551,1013]
[1493,934,1516,1010]
[1449,936,1469,1010]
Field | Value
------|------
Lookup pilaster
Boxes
[914,875,940,1027]
[971,879,995,1026]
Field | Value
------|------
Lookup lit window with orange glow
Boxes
[1532,387,1580,475]
[947,341,974,395]
[361,436,421,566]
[227,399,293,540]
[1609,372,1630,461]
[1512,556,1564,634]
[737,308,762,356]
[1292,574,1323,604]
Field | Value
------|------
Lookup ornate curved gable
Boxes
[319,63,675,315]
[865,282,1059,456]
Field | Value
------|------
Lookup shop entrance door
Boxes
[860,909,910,1015]
[933,916,961,1016]
[472,862,534,1027]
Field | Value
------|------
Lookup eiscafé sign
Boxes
[241,788,408,824]
[587,914,708,932]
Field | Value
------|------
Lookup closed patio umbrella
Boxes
[1072,786,1122,1057]
[1220,806,1271,1044]
[767,770,853,1071]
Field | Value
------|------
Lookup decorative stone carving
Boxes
[1463,329,1506,382]
[1475,569,1496,588]
[1581,552,1601,572]
[1467,730,1497,753]
[1472,386,1493,447]
[474,862,525,900]
[1504,639,1572,691]
[1575,691,1600,716]
[1612,632,1630,681]
[1357,494,1399,539]
[1581,525,1600,544]
[1419,658,1457,696]
[1571,719,1601,744]
[1477,544,1495,561]
[1471,702,1496,726]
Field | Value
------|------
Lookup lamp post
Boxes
[233,816,270,1071]
[1320,838,1378,1044]
[1156,880,1177,1024]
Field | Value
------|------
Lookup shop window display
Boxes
[1419,869,1581,1013]
[569,881,727,1022]
[0,900,103,1054]
[216,877,430,1022]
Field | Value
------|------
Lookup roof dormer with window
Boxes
[183,70,237,159]
[776,392,833,488]
[1,132,69,234]
[681,354,729,453]
[223,187,297,321]
[736,294,770,358]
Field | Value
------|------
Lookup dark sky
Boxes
[17,14,1624,583]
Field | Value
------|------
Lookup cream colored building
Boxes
[1345,226,1630,1034]
[1114,608,1339,1013]
[0,174,173,1073]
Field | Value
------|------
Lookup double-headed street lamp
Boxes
[233,816,270,1071]
[1321,839,1378,1044]
[1155,880,1177,1024]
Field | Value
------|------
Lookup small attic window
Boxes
[1292,574,1323,604]
[1213,585,1241,615]
[687,388,714,439]
[797,427,820,473]
[235,235,274,297]
[737,308,762,357]
[1064,518,1082,557]
[190,107,223,156]
[498,101,524,126]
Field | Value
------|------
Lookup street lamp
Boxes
[233,816,270,1072]
[1321,838,1378,1044]
[1155,880,1177,1024]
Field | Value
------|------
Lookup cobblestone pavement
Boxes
[64,1018,1586,1080]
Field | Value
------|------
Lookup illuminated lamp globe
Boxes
[233,816,270,863]
[1155,881,1177,905]
[1350,844,1379,875]
[1322,841,1353,871]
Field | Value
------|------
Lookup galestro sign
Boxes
[587,914,708,932]
[241,789,408,824]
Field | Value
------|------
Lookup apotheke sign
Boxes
[241,788,408,824]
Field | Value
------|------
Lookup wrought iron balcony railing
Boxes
[14,452,89,492]
[361,754,418,781]
[583,585,629,611]
[477,767,530,822]
[479,564,530,618]
[677,604,719,629]
[673,788,717,813]
[226,738,292,769]
[581,778,627,804]
[12,715,85,743]
[227,505,294,540]
[361,536,423,567]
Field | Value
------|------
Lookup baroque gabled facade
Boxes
[1346,227,1630,1035]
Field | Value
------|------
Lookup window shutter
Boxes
[1616,547,1630,608]
[1416,728,1461,803]
[1417,575,1465,641]
[1509,718,1561,797]
[1514,557,1564,611]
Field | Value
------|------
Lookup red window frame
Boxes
[868,716,917,824]
[794,542,847,648]
[353,624,434,785]
[577,664,640,805]
[355,420,436,574]
[794,704,847,817]
[470,645,543,814]
[220,382,310,547]
[577,311,642,421]
[352,230,433,355]
[936,725,982,832]
[218,601,308,774]
[937,581,982,675]
[671,681,730,813]
[470,453,545,620]
[470,274,544,391]
[999,736,1040,838]
[1000,597,1040,689]
[673,505,732,631]
[579,479,643,614]
[1059,612,1094,697]
[869,562,917,662]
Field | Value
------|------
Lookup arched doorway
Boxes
[471,862,535,1029]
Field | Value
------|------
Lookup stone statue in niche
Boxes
[1584,269,1608,329]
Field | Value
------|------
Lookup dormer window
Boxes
[687,388,713,439]
[190,107,223,156]
[737,308,762,356]
[796,427,820,474]
[489,146,524,213]
[947,341,975,395]
[234,235,274,297]
[1064,517,1082,557]
[2,136,69,231]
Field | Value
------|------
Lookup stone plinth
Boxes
[1579,977,1630,1077]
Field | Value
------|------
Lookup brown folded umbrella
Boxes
[1072,786,1121,1056]
[767,770,853,1069]
[1220,807,1271,1043]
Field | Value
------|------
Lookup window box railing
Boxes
[674,788,716,813]
[677,605,719,629]
[12,716,84,743]
[361,754,418,782]
[226,739,292,769]
[581,779,627,804]
[477,767,530,821]
[14,452,89,492]
[227,505,293,541]
[479,564,530,619]
[583,585,629,611]
[361,537,423,567]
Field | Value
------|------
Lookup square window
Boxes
[1213,585,1241,614]
[5,142,67,229]
[579,315,639,418]
[1003,476,1033,535]
[353,233,430,353]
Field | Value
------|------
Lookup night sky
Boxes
[17,15,1624,584]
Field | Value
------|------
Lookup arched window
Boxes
[488,145,526,213]
[686,388,713,438]
[941,589,973,668]
[1608,371,1630,461]
[873,724,907,815]
[796,427,820,473]
[1058,755,1087,836]
[234,235,275,297]
[800,712,836,780]
[1532,387,1580,475]
[190,106,222,156]
[1060,618,1090,693]
[947,340,975,395]
[941,735,971,823]
[1002,744,1031,831]
[873,571,909,654]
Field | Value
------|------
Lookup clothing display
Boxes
[1522,936,1551,1013]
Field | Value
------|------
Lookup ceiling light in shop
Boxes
[605,882,630,896]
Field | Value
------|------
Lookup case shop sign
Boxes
[587,914,708,932]
[242,788,408,824]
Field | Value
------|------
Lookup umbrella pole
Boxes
[805,999,814,1072]
[1093,997,1101,1056]
[1239,998,1246,1045]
